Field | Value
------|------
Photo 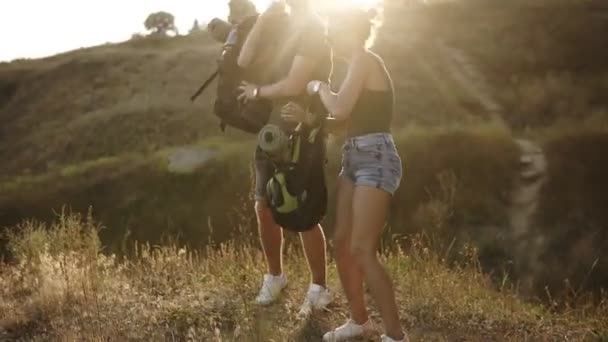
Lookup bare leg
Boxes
[351,186,404,340]
[255,200,283,276]
[300,224,327,287]
[333,177,368,324]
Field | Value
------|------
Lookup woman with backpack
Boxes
[281,5,409,342]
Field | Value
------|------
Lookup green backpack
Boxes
[259,122,327,232]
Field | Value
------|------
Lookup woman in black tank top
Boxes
[281,5,408,342]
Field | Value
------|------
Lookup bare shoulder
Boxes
[351,50,375,71]
[362,50,391,90]
[366,50,387,69]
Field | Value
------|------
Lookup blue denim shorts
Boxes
[339,133,403,195]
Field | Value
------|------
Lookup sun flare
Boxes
[253,0,382,12]
[328,0,382,9]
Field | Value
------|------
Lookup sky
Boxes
[0,0,274,62]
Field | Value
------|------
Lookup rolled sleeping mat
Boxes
[258,124,290,159]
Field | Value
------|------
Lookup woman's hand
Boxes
[307,80,328,96]
[237,81,260,102]
[280,102,309,123]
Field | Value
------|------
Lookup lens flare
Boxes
[325,0,381,10]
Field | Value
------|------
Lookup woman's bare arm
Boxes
[323,117,347,133]
[317,52,370,121]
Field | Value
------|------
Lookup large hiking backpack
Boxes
[200,15,329,232]
[192,15,281,134]
[259,121,328,232]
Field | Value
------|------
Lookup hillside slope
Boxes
[0,34,224,177]
[1,0,608,301]
[0,2,506,246]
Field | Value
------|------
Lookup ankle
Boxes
[309,282,327,291]
[386,332,406,341]
[311,279,326,288]
[351,315,369,326]
[266,272,284,279]
[268,269,283,277]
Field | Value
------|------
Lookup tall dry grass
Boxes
[1,211,605,341]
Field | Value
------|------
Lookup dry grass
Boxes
[1,2,607,336]
[1,212,606,341]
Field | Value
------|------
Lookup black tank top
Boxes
[346,54,394,138]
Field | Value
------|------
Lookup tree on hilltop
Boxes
[144,11,178,36]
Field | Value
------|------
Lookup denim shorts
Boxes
[339,133,403,195]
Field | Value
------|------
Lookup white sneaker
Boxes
[255,273,288,305]
[322,319,374,342]
[298,283,333,317]
[381,333,410,342]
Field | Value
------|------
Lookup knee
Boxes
[332,232,350,253]
[350,242,376,266]
[254,201,275,227]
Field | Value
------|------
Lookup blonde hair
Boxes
[328,6,384,49]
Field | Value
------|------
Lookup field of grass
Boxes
[1,1,608,338]
[1,213,606,341]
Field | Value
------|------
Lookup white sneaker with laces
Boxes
[298,283,333,317]
[255,273,287,305]
[381,333,410,342]
[322,319,373,342]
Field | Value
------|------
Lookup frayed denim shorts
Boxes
[339,132,403,195]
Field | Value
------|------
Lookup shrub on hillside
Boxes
[321,125,521,259]
[130,33,145,41]
[420,0,608,130]
[387,125,520,255]
[498,72,608,130]
[1,126,520,259]
[528,130,608,298]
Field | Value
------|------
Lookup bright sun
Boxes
[328,0,381,9]
[253,0,381,12]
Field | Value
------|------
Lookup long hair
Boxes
[327,5,384,49]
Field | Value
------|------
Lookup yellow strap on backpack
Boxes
[273,173,299,214]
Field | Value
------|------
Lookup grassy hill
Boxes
[1,1,608,339]
[0,2,524,246]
